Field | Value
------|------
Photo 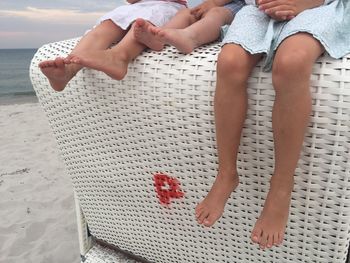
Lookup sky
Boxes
[0,0,200,49]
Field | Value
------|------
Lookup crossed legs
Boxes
[39,20,146,91]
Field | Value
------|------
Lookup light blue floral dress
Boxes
[222,0,350,71]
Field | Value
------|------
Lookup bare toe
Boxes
[259,233,268,250]
[195,204,204,218]
[135,18,145,27]
[70,56,82,64]
[48,60,56,67]
[203,215,216,227]
[197,210,209,224]
[278,231,284,244]
[54,57,65,67]
[266,235,273,249]
[64,54,74,64]
[251,227,262,244]
[39,60,55,68]
[39,61,48,68]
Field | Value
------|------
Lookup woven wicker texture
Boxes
[30,38,350,263]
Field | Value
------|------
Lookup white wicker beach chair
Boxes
[30,38,350,263]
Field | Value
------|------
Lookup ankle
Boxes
[270,174,294,193]
[217,168,238,180]
[66,64,80,79]
[218,164,237,174]
[183,28,198,47]
[111,49,130,63]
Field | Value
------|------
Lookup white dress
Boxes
[98,0,186,30]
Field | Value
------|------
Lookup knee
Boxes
[89,20,122,40]
[98,19,121,33]
[206,7,226,16]
[179,8,192,16]
[272,49,312,90]
[217,45,252,85]
[205,7,232,23]
[177,8,197,23]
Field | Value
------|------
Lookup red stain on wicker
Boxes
[154,173,184,205]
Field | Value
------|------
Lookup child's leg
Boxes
[196,44,261,227]
[70,23,147,80]
[134,8,197,51]
[39,20,126,91]
[251,33,324,249]
[155,7,233,54]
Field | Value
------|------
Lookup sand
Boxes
[0,101,80,263]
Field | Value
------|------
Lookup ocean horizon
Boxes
[0,48,38,104]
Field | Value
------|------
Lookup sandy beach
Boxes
[0,101,80,263]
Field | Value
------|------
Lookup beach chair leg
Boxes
[75,192,93,261]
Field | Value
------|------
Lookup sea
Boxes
[0,49,39,105]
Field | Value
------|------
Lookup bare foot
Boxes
[133,18,164,51]
[251,176,294,249]
[156,28,197,54]
[195,171,239,227]
[70,50,128,80]
[39,57,77,91]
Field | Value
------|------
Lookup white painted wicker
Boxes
[75,192,93,256]
[30,38,350,263]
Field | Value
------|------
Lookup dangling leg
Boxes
[251,33,324,249]
[70,23,146,80]
[39,20,126,91]
[196,44,261,227]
